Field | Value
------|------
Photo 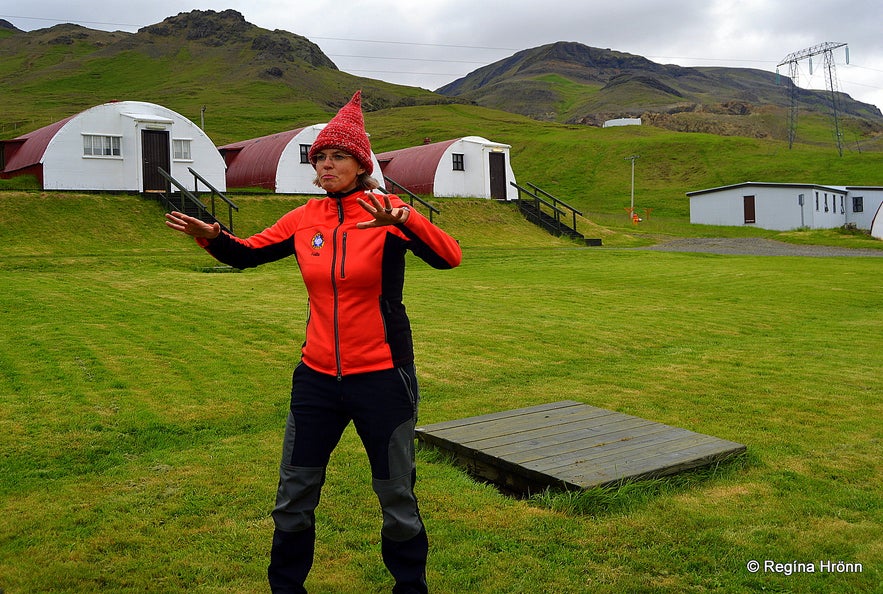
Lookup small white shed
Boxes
[0,101,226,192]
[603,118,642,128]
[219,124,384,194]
[376,136,517,201]
[688,182,857,231]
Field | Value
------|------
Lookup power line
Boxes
[0,14,522,52]
[311,35,519,52]
[2,13,879,103]
[778,42,849,155]
[328,54,491,65]
[0,14,143,29]
[343,69,467,78]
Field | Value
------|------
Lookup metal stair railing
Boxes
[188,167,239,234]
[154,167,230,233]
[510,181,585,241]
[383,175,440,223]
[527,182,583,234]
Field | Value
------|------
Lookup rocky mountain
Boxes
[0,9,449,141]
[1,13,880,144]
[436,41,883,137]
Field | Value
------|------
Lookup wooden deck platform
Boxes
[416,400,746,493]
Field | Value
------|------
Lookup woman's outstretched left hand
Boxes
[356,194,410,228]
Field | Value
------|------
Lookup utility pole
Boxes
[625,155,639,217]
[777,42,848,155]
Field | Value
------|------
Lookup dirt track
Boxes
[640,237,883,258]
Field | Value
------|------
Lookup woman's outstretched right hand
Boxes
[165,211,221,239]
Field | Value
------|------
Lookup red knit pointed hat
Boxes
[308,90,373,174]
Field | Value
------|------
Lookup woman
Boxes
[165,91,462,594]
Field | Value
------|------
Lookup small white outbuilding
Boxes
[688,181,883,232]
[0,100,226,192]
[376,136,517,200]
[603,118,642,128]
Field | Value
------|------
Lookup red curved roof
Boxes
[219,128,304,190]
[1,116,75,174]
[376,139,458,195]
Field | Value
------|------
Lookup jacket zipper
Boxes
[331,198,344,380]
[340,232,348,279]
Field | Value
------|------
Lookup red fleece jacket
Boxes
[197,191,461,377]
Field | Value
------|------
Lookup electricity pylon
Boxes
[777,42,848,155]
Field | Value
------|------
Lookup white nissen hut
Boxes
[686,182,872,231]
[871,206,883,240]
[845,186,883,234]
[219,124,384,194]
[376,136,517,201]
[0,101,226,192]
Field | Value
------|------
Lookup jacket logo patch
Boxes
[311,232,325,250]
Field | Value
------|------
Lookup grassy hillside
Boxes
[0,15,446,145]
[364,104,883,220]
[2,98,882,238]
[2,14,881,226]
[1,193,880,593]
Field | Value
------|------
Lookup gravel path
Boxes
[641,237,883,257]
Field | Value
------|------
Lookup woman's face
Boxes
[312,149,365,193]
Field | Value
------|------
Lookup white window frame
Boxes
[173,138,193,161]
[82,134,122,158]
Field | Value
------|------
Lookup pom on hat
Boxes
[308,90,373,175]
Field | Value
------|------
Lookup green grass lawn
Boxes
[0,193,880,593]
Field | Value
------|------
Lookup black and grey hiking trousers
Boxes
[268,362,428,594]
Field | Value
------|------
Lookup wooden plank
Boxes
[416,400,583,433]
[422,401,604,443]
[512,423,687,468]
[557,440,746,488]
[416,401,746,493]
[537,434,717,479]
[457,411,641,452]
[478,415,659,458]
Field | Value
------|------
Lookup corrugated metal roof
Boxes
[219,128,304,190]
[376,139,459,195]
[1,116,75,173]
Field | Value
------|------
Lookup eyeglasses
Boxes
[312,151,353,163]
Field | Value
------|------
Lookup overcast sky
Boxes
[3,0,882,110]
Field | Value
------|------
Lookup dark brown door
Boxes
[141,130,170,192]
[489,152,506,200]
[743,195,756,224]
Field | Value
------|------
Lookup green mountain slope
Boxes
[0,10,453,144]
[363,103,883,219]
[1,11,881,223]
[436,41,883,141]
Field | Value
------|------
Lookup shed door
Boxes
[743,195,756,224]
[141,130,170,192]
[489,152,507,200]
